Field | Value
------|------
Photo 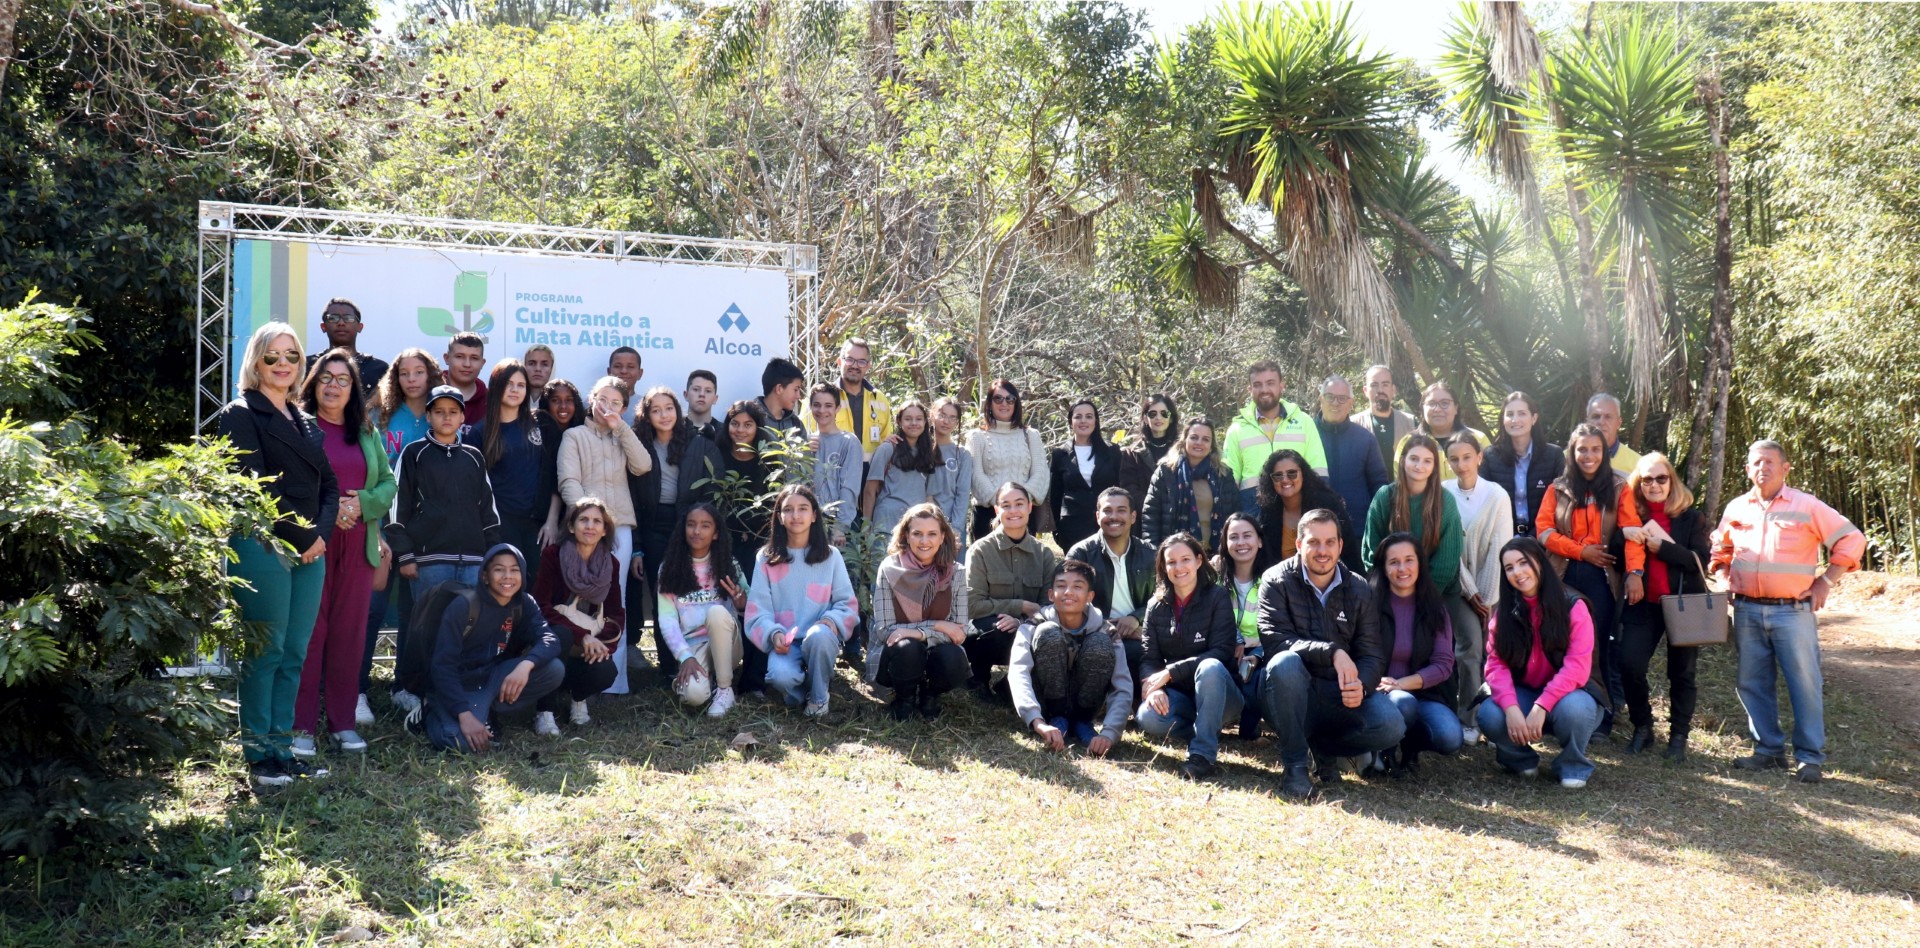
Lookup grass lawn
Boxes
[3,636,1918,945]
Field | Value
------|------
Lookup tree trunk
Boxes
[1562,178,1610,405]
[1701,73,1736,516]
[0,0,23,97]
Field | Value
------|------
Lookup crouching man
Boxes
[1008,560,1133,757]
[426,544,566,752]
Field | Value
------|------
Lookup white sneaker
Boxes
[569,700,591,726]
[1461,726,1482,746]
[1518,767,1540,779]
[290,735,316,758]
[331,730,368,753]
[532,711,561,737]
[355,693,376,727]
[706,687,736,718]
[391,689,421,714]
[804,697,830,718]
[1560,776,1589,789]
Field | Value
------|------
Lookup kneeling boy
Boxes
[1008,560,1133,756]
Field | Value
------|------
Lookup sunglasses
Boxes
[990,394,1014,404]
[1271,469,1302,481]
[261,350,300,366]
[1145,409,1170,419]
[1644,474,1672,485]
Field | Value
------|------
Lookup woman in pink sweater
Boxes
[1475,537,1607,789]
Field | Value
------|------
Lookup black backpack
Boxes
[397,580,525,698]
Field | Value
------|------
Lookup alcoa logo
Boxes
[418,270,495,340]
[705,302,762,356]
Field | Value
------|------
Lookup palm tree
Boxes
[1207,3,1416,370]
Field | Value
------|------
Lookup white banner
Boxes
[282,240,790,407]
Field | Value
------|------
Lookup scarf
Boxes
[878,551,954,624]
[1168,455,1217,543]
[559,539,616,605]
[1645,505,1672,600]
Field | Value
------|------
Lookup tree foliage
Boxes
[0,297,281,857]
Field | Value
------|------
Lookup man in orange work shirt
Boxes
[1711,439,1864,784]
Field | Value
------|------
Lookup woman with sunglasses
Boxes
[965,378,1049,543]
[216,323,337,787]
[1253,448,1357,568]
[1117,394,1178,521]
[1618,453,1711,761]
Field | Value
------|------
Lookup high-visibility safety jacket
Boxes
[802,380,894,462]
[1219,399,1328,494]
[1711,485,1864,599]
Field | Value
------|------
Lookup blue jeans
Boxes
[1475,686,1601,782]
[413,562,481,597]
[1137,658,1242,763]
[1387,690,1464,756]
[1734,601,1825,764]
[1259,651,1406,771]
[765,624,842,707]
[1046,715,1099,748]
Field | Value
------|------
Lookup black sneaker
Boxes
[1734,752,1788,771]
[282,758,330,780]
[250,759,291,788]
[1180,755,1218,781]
[1279,767,1315,800]
[1794,762,1824,784]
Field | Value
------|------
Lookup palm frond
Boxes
[1436,2,1545,229]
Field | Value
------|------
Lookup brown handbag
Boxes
[1660,550,1730,647]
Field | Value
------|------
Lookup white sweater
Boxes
[1443,477,1515,603]
[966,421,1050,505]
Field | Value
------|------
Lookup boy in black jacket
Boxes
[424,544,565,752]
[1257,509,1405,799]
[387,386,505,713]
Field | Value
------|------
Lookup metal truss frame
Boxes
[195,201,821,431]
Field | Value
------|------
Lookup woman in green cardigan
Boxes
[1361,433,1463,599]
[292,348,398,757]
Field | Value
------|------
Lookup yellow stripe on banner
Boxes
[287,242,309,352]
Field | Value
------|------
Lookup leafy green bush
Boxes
[0,295,279,857]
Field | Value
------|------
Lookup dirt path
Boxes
[1823,572,1920,740]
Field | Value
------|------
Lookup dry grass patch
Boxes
[3,641,1919,945]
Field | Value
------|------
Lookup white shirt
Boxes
[1075,444,1095,483]
[1105,537,1135,618]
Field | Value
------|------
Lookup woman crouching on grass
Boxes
[745,485,859,717]
[868,503,971,721]
[1368,532,1461,777]
[1476,537,1606,789]
[531,497,624,734]
[657,503,749,718]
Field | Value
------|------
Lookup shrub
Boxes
[0,294,280,857]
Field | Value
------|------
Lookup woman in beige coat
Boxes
[557,376,652,691]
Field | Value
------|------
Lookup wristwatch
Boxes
[1628,569,1645,578]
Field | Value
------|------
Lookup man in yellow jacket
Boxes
[1220,360,1327,514]
[803,337,893,463]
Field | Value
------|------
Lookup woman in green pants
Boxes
[217,322,338,788]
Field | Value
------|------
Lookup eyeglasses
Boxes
[1271,470,1302,481]
[1322,394,1353,403]
[261,350,299,366]
[842,357,870,367]
[990,394,1014,404]
[321,311,360,325]
[1427,400,1455,409]
[1644,474,1672,485]
[1145,409,1170,419]
[317,373,353,388]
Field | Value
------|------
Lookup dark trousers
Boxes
[1121,636,1145,712]
[1562,561,1622,730]
[539,651,620,711]
[425,658,566,752]
[1619,601,1699,736]
[969,504,995,543]
[877,639,970,696]
[964,615,1015,685]
[637,507,679,674]
[498,513,544,587]
[1259,651,1406,771]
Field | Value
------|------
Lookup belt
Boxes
[1733,594,1800,606]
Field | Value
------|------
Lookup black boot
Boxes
[890,685,915,722]
[1664,733,1689,763]
[1625,725,1655,754]
[916,685,943,720]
